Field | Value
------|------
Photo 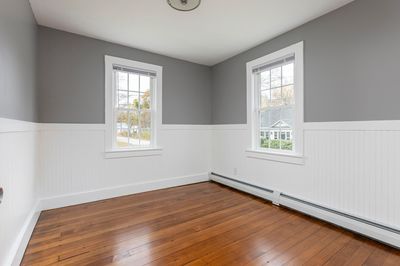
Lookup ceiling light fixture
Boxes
[167,0,201,12]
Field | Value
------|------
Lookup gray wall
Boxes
[0,0,38,122]
[212,0,400,124]
[38,26,212,124]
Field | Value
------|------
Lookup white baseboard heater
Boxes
[210,172,400,249]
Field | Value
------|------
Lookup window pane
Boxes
[140,111,151,129]
[128,111,140,146]
[271,67,281,88]
[260,70,270,89]
[128,110,139,126]
[282,85,295,105]
[129,74,139,92]
[282,63,294,85]
[271,88,281,100]
[117,90,128,108]
[118,72,128,91]
[140,75,151,93]
[260,90,270,109]
[281,138,293,150]
[281,106,294,151]
[281,132,286,140]
[261,109,281,130]
[270,88,282,107]
[139,128,151,146]
[128,91,139,109]
[255,57,295,152]
[140,91,151,110]
[260,130,270,148]
[116,111,129,148]
[260,109,281,150]
[112,65,156,150]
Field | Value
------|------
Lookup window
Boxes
[105,56,162,157]
[246,42,304,160]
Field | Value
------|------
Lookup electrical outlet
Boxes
[0,187,3,204]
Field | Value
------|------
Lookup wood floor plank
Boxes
[30,188,231,246]
[105,202,280,265]
[243,222,323,265]
[57,201,262,265]
[302,231,354,265]
[21,182,400,266]
[195,209,304,265]
[146,208,293,265]
[282,226,342,265]
[24,192,247,264]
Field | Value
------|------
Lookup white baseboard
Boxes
[210,173,400,249]
[6,200,41,266]
[38,173,210,211]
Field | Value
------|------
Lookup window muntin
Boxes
[254,55,296,153]
[113,67,155,149]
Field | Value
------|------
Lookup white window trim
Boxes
[246,41,304,164]
[104,55,163,158]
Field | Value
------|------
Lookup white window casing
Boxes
[105,55,163,158]
[246,42,304,164]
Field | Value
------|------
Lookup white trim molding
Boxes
[40,123,106,131]
[104,147,163,159]
[245,149,305,165]
[104,55,163,154]
[246,41,304,158]
[6,201,41,266]
[304,120,400,131]
[38,173,209,211]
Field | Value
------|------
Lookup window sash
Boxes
[254,60,295,153]
[112,70,156,149]
[252,54,294,74]
[113,65,156,77]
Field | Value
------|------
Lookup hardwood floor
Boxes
[22,182,399,265]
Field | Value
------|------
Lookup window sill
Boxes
[245,149,304,165]
[104,147,163,159]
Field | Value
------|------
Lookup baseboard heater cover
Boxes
[211,172,273,193]
[210,172,400,249]
[280,193,400,235]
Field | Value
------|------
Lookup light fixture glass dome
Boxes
[167,0,201,11]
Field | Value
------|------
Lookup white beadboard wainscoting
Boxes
[0,119,40,266]
[211,122,400,248]
[2,119,400,265]
[1,121,213,266]
[37,123,212,201]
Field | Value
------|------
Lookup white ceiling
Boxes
[30,0,354,66]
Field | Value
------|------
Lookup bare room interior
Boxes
[1,0,399,265]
